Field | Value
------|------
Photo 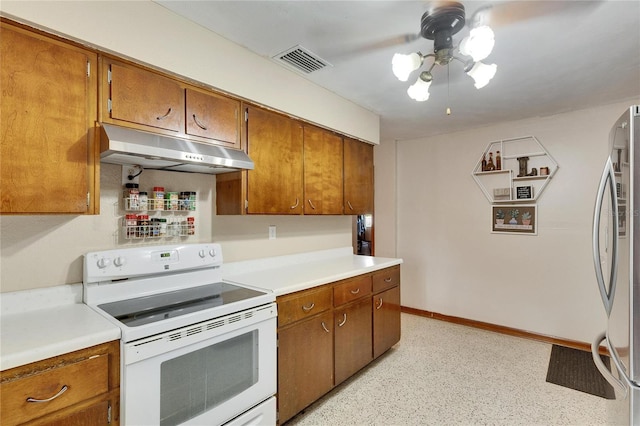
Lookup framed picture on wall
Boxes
[492,204,537,235]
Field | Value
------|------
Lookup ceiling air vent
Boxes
[273,45,331,74]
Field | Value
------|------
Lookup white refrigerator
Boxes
[592,105,640,425]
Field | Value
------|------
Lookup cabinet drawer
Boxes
[277,286,332,327]
[1,354,109,425]
[333,275,372,307]
[372,265,400,293]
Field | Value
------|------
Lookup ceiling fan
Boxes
[392,1,497,104]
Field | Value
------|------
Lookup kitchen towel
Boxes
[545,344,615,399]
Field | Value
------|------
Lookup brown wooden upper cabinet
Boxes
[246,106,304,214]
[1,21,99,214]
[303,125,344,215]
[101,58,241,149]
[343,137,374,214]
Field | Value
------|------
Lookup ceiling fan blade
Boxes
[323,32,421,60]
[469,1,603,28]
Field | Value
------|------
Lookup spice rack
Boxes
[121,185,197,240]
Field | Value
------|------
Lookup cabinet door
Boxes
[334,297,373,385]
[303,126,344,214]
[185,88,241,149]
[1,23,98,214]
[343,137,374,214]
[373,286,401,359]
[107,61,183,132]
[278,311,333,424]
[246,106,303,214]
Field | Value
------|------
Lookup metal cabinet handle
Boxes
[290,198,299,209]
[338,313,347,327]
[308,199,316,210]
[26,385,68,403]
[347,201,354,211]
[302,302,315,312]
[156,107,172,121]
[321,321,330,333]
[376,298,383,310]
[350,288,360,295]
[384,277,392,283]
[192,114,207,130]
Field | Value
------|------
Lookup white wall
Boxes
[389,100,635,343]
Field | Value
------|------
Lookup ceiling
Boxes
[156,1,640,142]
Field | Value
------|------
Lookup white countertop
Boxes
[223,247,403,295]
[0,284,121,371]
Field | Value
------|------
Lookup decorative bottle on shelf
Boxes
[486,152,495,171]
[496,151,502,170]
[481,154,487,172]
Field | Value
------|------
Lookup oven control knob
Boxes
[113,256,126,267]
[209,249,217,258]
[198,250,206,258]
[97,257,111,269]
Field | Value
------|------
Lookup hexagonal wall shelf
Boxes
[472,136,558,203]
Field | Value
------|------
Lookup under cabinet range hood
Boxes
[99,124,254,174]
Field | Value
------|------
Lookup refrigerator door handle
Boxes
[592,157,619,315]
[593,332,640,396]
[592,332,627,397]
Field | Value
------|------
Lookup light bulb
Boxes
[392,52,422,82]
[459,26,495,62]
[466,61,497,89]
[407,74,432,102]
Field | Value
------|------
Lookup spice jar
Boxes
[157,218,167,236]
[187,217,195,235]
[165,192,179,211]
[137,214,150,237]
[123,183,139,210]
[139,191,148,211]
[153,186,165,210]
[125,214,137,238]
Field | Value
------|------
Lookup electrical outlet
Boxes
[269,225,276,240]
[122,165,141,185]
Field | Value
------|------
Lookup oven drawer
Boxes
[277,286,332,327]
[372,265,400,293]
[1,353,109,425]
[333,275,372,307]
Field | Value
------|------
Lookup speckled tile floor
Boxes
[284,313,622,426]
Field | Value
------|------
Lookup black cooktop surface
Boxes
[98,282,265,327]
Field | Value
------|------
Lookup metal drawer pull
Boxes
[290,198,299,209]
[338,313,347,327]
[384,277,392,283]
[308,199,316,210]
[192,114,207,130]
[350,288,360,295]
[26,385,68,403]
[156,108,172,120]
[302,302,315,312]
[376,298,383,310]
[347,201,354,211]
[321,322,330,333]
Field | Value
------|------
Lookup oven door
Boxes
[122,303,277,426]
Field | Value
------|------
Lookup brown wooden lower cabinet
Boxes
[334,297,373,385]
[277,265,400,424]
[0,340,120,426]
[278,311,334,424]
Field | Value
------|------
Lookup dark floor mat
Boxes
[546,344,615,399]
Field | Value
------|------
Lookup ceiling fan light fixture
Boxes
[466,61,497,89]
[407,71,432,102]
[392,52,423,81]
[458,25,495,62]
